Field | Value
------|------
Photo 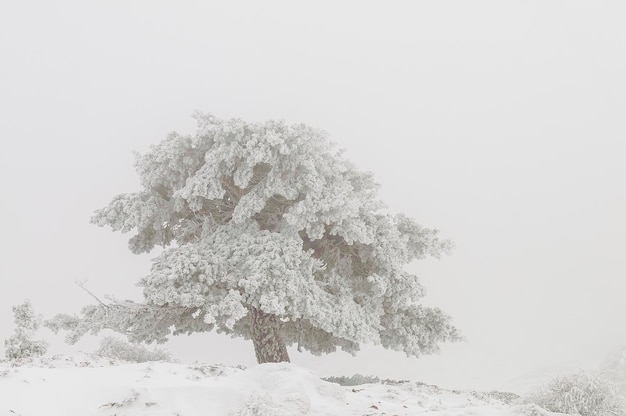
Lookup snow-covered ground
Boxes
[0,354,560,416]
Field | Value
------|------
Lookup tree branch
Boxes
[75,280,110,308]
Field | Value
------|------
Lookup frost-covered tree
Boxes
[4,300,48,361]
[48,113,460,363]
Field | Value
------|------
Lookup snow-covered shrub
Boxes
[530,371,626,416]
[599,345,626,396]
[4,300,48,361]
[323,374,381,386]
[471,390,520,405]
[96,336,173,363]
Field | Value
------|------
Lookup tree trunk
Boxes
[250,307,290,364]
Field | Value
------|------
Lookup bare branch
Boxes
[75,280,110,308]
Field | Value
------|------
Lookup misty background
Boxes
[1,1,625,392]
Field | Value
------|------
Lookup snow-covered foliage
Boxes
[95,336,174,363]
[529,371,626,416]
[599,345,626,396]
[323,374,382,386]
[50,113,460,361]
[4,300,48,361]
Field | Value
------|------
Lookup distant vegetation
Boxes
[96,336,174,363]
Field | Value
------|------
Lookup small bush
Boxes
[530,370,626,416]
[598,346,626,396]
[323,374,381,386]
[96,336,173,363]
[4,300,48,361]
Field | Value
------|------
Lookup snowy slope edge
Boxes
[1,356,564,416]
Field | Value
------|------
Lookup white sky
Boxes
[1,0,625,392]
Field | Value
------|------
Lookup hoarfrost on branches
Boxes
[4,300,48,361]
[52,113,461,363]
[96,336,173,363]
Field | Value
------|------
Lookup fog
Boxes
[1,1,625,391]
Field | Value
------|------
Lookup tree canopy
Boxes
[49,113,461,363]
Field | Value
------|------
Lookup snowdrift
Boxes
[1,355,560,416]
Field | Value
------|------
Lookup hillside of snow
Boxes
[1,354,561,416]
